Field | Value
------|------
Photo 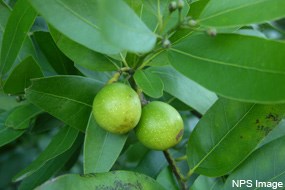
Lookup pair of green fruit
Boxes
[92,83,184,150]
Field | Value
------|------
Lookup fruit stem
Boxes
[163,150,187,190]
[175,155,187,162]
[136,88,148,106]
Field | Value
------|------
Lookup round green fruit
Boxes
[135,101,184,150]
[92,83,141,134]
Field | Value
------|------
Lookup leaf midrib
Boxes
[0,5,30,74]
[27,89,92,108]
[55,0,99,30]
[191,104,256,172]
[171,48,285,75]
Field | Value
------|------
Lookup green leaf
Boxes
[19,134,83,190]
[258,120,285,148]
[49,26,118,72]
[187,98,285,176]
[0,0,37,76]
[25,76,103,132]
[83,114,127,174]
[3,56,43,94]
[223,135,285,190]
[198,0,285,28]
[117,142,149,169]
[13,126,79,182]
[96,0,156,53]
[0,104,41,147]
[35,171,166,190]
[33,31,77,75]
[190,175,223,190]
[5,103,42,130]
[170,34,285,103]
[149,66,217,114]
[0,2,11,53]
[0,110,24,147]
[156,167,179,190]
[135,150,167,178]
[28,0,120,54]
[188,0,210,19]
[134,69,164,98]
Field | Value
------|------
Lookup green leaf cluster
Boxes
[1,0,285,189]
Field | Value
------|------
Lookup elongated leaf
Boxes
[34,31,77,75]
[188,0,210,19]
[49,26,118,72]
[3,56,43,94]
[170,34,285,103]
[224,135,285,190]
[19,134,83,190]
[156,167,179,190]
[199,0,285,28]
[135,150,167,178]
[187,98,285,176]
[96,0,156,53]
[134,70,164,98]
[190,175,223,190]
[83,114,127,174]
[0,0,37,76]
[149,66,217,114]
[35,171,166,190]
[0,2,10,52]
[0,104,41,147]
[28,0,120,54]
[0,110,24,147]
[13,126,79,182]
[25,76,103,131]
[5,103,42,130]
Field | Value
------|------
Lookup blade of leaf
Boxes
[0,104,41,147]
[25,76,103,132]
[149,66,217,114]
[134,69,164,98]
[135,150,167,178]
[0,110,25,147]
[5,103,42,130]
[223,135,285,190]
[198,0,285,28]
[3,56,43,94]
[28,0,120,54]
[33,31,77,75]
[35,171,166,190]
[187,98,285,176]
[0,2,11,52]
[0,0,37,77]
[18,133,83,190]
[13,126,79,182]
[156,167,179,190]
[190,175,224,190]
[83,114,127,174]
[188,0,210,19]
[49,26,118,72]
[96,0,156,53]
[170,34,285,103]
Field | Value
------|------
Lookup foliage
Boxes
[1,0,285,189]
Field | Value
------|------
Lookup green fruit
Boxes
[135,101,184,150]
[92,83,141,134]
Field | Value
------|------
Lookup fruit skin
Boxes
[92,83,141,134]
[135,101,184,150]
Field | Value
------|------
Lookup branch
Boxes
[163,150,187,190]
